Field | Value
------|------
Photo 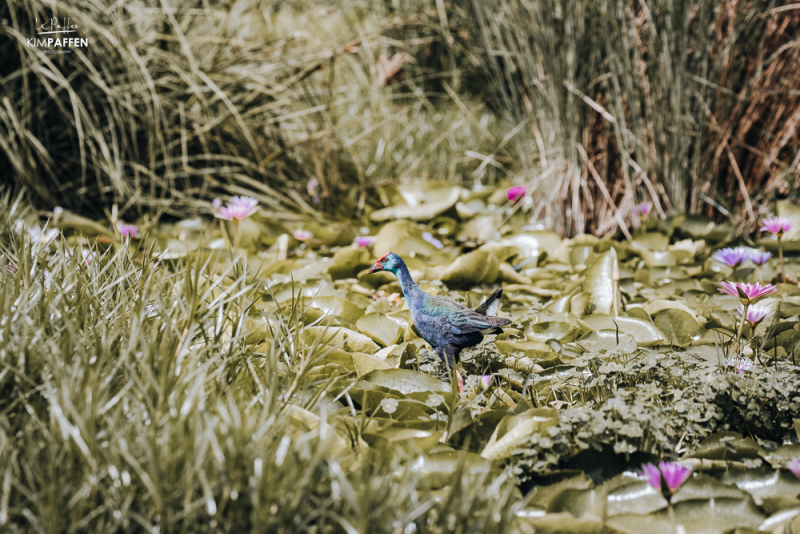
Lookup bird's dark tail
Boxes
[474,289,503,316]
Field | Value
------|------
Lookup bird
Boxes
[368,252,511,393]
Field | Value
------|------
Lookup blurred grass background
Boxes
[1,0,799,235]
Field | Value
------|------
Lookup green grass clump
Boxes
[0,196,524,533]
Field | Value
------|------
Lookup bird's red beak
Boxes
[368,261,383,274]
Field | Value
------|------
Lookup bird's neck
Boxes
[392,262,422,305]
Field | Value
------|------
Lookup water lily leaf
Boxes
[528,473,594,511]
[495,340,560,366]
[308,296,365,324]
[526,321,576,343]
[364,427,443,453]
[455,199,486,219]
[643,299,697,319]
[582,248,621,315]
[687,431,766,461]
[409,450,497,489]
[632,232,669,251]
[570,292,594,317]
[359,369,450,398]
[719,468,800,512]
[673,214,734,243]
[623,307,653,322]
[653,309,700,347]
[370,220,442,258]
[579,315,667,346]
[481,408,559,460]
[569,245,594,270]
[498,262,533,284]
[301,326,380,353]
[370,185,461,222]
[458,215,501,243]
[672,472,753,503]
[604,477,665,517]
[578,331,637,353]
[670,478,767,531]
[440,249,500,288]
[357,312,403,347]
[489,231,563,262]
[328,247,373,279]
[351,352,392,375]
[235,218,292,248]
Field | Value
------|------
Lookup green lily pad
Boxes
[579,315,667,346]
[582,248,621,316]
[359,368,450,399]
[653,309,700,346]
[328,247,373,280]
[370,220,442,258]
[301,326,380,353]
[481,408,559,460]
[356,312,403,347]
[440,249,500,288]
[370,184,462,222]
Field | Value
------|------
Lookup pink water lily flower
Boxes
[507,186,526,202]
[725,356,755,374]
[737,303,773,327]
[641,463,662,490]
[718,281,777,305]
[293,229,312,241]
[82,250,95,265]
[748,250,771,265]
[636,202,652,217]
[479,375,493,390]
[713,247,749,267]
[641,462,692,494]
[659,462,692,492]
[760,217,792,236]
[118,224,137,238]
[216,196,258,221]
[788,459,800,478]
[354,236,375,248]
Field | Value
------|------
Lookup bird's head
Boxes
[368,252,401,274]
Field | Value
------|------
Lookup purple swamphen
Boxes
[368,252,511,393]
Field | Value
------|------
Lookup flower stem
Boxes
[736,303,749,355]
[778,235,786,283]
[234,220,241,250]
[667,502,678,534]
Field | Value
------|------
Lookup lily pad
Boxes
[356,312,403,347]
[440,249,500,288]
[582,248,621,315]
[370,185,461,222]
[653,309,700,346]
[301,326,380,353]
[579,315,667,346]
[481,408,559,460]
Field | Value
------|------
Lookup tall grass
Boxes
[0,194,525,532]
[469,0,800,235]
[1,0,798,232]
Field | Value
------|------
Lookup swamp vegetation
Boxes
[2,187,800,533]
[3,0,800,532]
